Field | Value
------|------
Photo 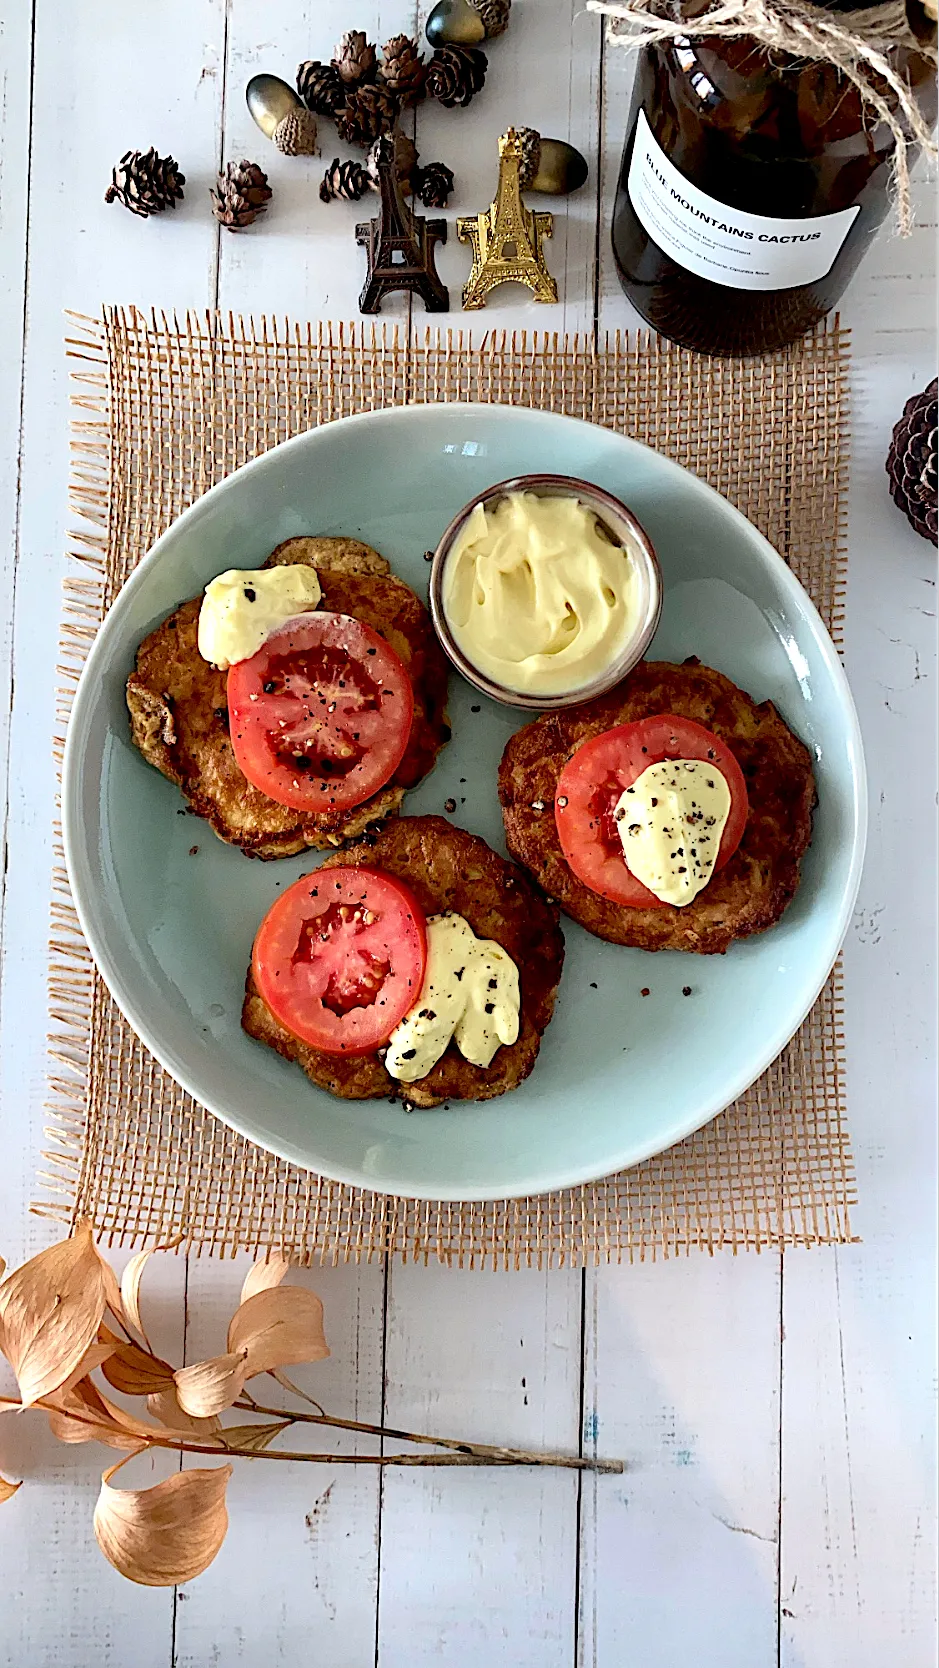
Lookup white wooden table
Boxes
[0,4,935,1663]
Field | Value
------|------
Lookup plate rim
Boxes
[62,400,868,1200]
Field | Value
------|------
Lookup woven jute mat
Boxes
[39,308,857,1266]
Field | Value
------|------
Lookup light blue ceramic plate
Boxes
[63,404,866,1201]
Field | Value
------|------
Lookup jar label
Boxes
[627,110,859,292]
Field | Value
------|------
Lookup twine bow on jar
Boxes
[589,0,937,233]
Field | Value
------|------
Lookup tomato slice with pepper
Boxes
[252,867,427,1055]
[227,613,414,815]
[554,714,749,908]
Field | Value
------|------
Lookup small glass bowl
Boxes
[428,473,663,712]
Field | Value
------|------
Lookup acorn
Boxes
[426,0,511,47]
[517,128,588,196]
[247,74,304,140]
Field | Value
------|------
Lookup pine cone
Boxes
[470,0,511,36]
[297,60,344,115]
[379,34,426,105]
[414,161,455,208]
[319,158,370,203]
[273,108,317,156]
[366,131,418,188]
[104,147,185,218]
[425,44,487,108]
[333,29,376,86]
[516,126,542,189]
[210,160,272,230]
[886,378,938,544]
[336,83,400,149]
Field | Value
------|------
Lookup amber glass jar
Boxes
[612,3,937,355]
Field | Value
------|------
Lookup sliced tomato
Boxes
[227,613,413,815]
[252,867,427,1055]
[554,714,749,909]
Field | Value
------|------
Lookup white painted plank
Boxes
[375,1263,584,1668]
[578,1255,782,1666]
[375,11,607,1660]
[0,1,225,1662]
[416,0,603,339]
[217,0,417,322]
[577,36,785,1666]
[0,0,33,955]
[172,1255,385,1668]
[780,171,937,1668]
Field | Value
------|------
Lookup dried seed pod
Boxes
[296,59,344,115]
[336,82,400,149]
[426,0,511,46]
[333,29,377,86]
[319,158,370,203]
[379,34,427,105]
[210,160,273,231]
[273,107,318,157]
[104,148,186,218]
[414,161,455,208]
[886,378,938,544]
[425,43,487,108]
[516,129,588,195]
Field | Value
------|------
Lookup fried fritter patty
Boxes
[242,816,565,1108]
[126,536,450,859]
[498,658,816,956]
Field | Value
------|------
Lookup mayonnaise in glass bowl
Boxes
[429,474,663,711]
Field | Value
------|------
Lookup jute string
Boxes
[590,0,937,234]
[39,310,858,1267]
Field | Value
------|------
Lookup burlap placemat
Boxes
[38,308,857,1266]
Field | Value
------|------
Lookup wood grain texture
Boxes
[0,0,935,1663]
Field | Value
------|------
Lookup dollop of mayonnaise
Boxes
[442,491,642,696]
[384,914,520,1085]
[614,758,731,907]
[197,566,322,669]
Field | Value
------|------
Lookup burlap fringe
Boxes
[35,310,858,1263]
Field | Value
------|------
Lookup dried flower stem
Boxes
[233,1397,568,1465]
[0,1396,622,1473]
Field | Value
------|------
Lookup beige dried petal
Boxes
[174,1352,249,1418]
[147,1387,221,1437]
[57,1340,116,1398]
[99,1328,176,1397]
[93,1245,126,1328]
[239,1253,291,1307]
[120,1235,183,1345]
[94,1462,232,1586]
[227,1286,328,1379]
[46,1378,144,1450]
[218,1420,290,1453]
[0,1256,6,1283]
[0,1225,106,1407]
[0,1471,21,1504]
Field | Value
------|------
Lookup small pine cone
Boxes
[366,131,418,188]
[104,147,185,218]
[335,83,400,149]
[414,161,455,208]
[297,59,344,115]
[273,108,317,157]
[333,29,377,86]
[210,160,272,230]
[470,0,511,36]
[886,378,938,544]
[425,44,487,109]
[379,34,426,106]
[516,126,542,189]
[319,158,369,203]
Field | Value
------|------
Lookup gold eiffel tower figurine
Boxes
[457,128,558,310]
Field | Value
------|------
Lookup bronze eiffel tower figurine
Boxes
[355,136,449,314]
[457,128,558,310]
